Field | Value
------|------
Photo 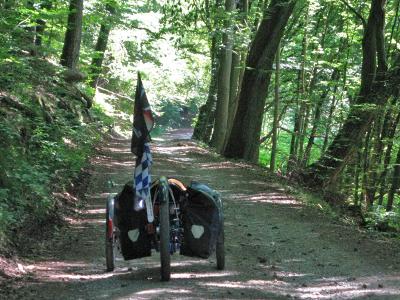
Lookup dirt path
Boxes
[5,129,400,299]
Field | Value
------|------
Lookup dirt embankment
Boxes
[2,129,400,300]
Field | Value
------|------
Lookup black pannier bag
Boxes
[114,183,151,260]
[180,181,223,259]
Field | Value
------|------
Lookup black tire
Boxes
[159,179,171,281]
[105,196,115,272]
[216,222,225,270]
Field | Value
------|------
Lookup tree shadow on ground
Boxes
[10,129,400,300]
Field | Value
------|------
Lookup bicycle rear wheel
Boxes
[105,195,116,272]
[216,221,225,270]
[159,177,171,281]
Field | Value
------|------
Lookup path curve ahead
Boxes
[7,129,400,299]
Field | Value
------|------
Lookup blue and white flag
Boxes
[133,143,154,221]
[131,73,155,222]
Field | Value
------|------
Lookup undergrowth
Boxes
[0,56,112,254]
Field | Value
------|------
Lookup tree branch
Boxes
[96,86,134,102]
[340,0,367,28]
[259,103,289,144]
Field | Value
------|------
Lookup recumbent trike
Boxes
[105,176,225,281]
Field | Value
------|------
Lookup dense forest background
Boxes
[0,0,399,254]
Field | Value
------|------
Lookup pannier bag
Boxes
[180,181,223,259]
[114,183,151,260]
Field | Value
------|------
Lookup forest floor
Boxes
[2,128,400,300]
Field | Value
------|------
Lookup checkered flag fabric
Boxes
[131,72,154,222]
[134,142,152,202]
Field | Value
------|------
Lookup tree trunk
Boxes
[378,107,400,204]
[192,0,223,143]
[224,0,297,162]
[223,50,241,147]
[303,69,340,165]
[270,42,280,172]
[354,150,361,205]
[2,0,15,9]
[387,147,400,211]
[387,0,400,58]
[365,111,387,207]
[288,7,311,171]
[288,71,302,172]
[301,10,334,166]
[210,0,236,152]
[302,0,388,189]
[89,3,116,87]
[60,0,84,69]
[321,85,338,154]
[295,7,310,166]
[192,34,219,143]
[361,128,372,208]
[223,0,248,152]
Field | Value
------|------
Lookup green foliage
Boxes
[260,131,324,172]
[0,49,110,252]
[365,205,400,232]
[254,0,400,232]
[0,108,104,251]
[93,0,210,129]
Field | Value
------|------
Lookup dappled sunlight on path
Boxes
[10,128,400,299]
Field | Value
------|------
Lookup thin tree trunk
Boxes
[223,51,241,148]
[288,71,301,172]
[365,112,386,207]
[297,9,310,164]
[270,42,280,172]
[303,69,340,166]
[26,1,37,55]
[223,0,248,152]
[302,93,324,165]
[362,128,372,208]
[89,3,116,88]
[260,103,289,145]
[60,0,84,69]
[211,0,236,152]
[387,0,400,58]
[289,7,309,170]
[2,0,14,9]
[321,85,338,154]
[387,147,400,211]
[378,108,400,204]
[354,150,361,205]
[299,100,310,162]
[192,0,222,143]
[321,32,349,154]
[192,33,220,143]
[301,11,335,166]
[33,1,52,52]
